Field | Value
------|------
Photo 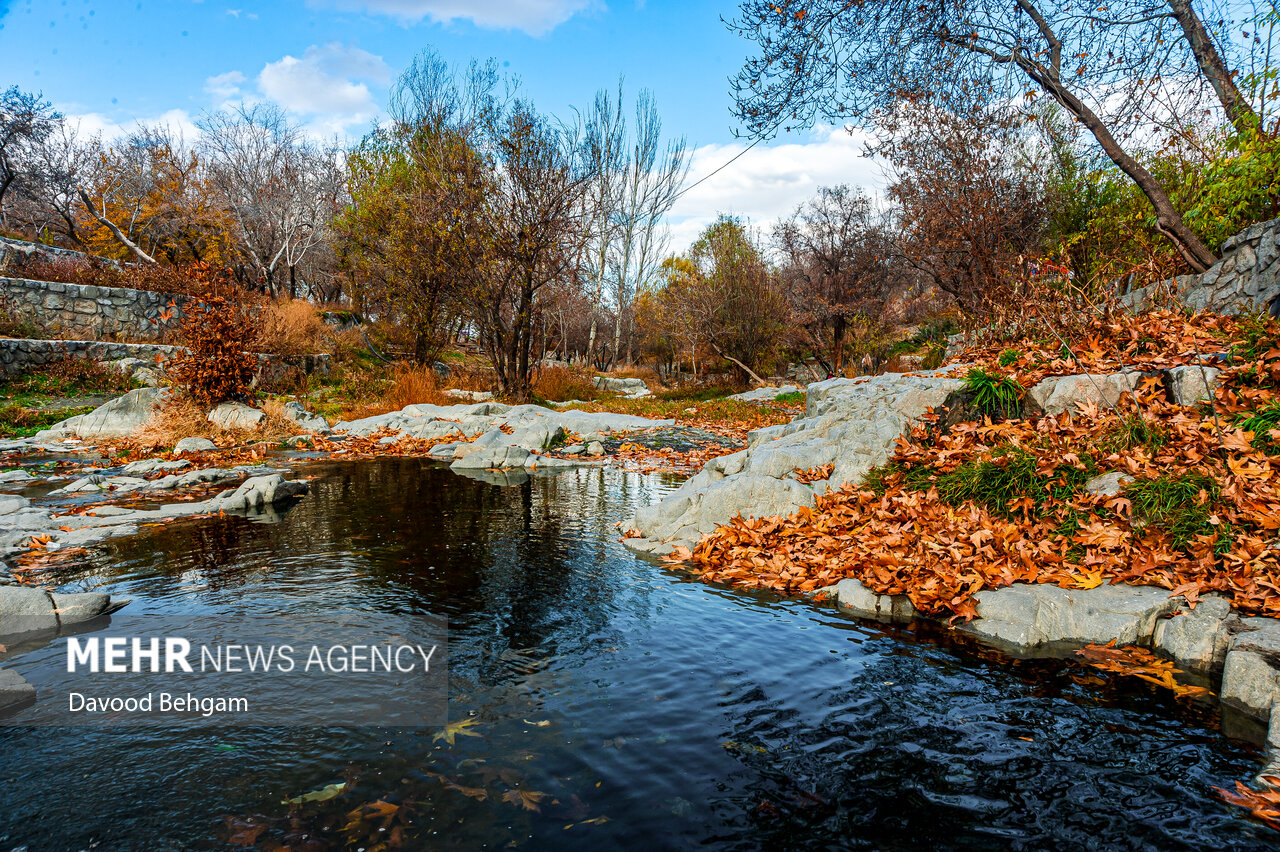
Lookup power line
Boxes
[669,136,765,204]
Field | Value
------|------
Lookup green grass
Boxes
[868,445,1095,520]
[963,368,1024,419]
[0,403,94,437]
[1124,472,1229,552]
[655,384,738,402]
[1101,413,1168,454]
[997,349,1020,367]
[1236,399,1280,451]
[774,390,805,404]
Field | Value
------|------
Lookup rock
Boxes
[34,387,169,440]
[444,389,493,402]
[1221,617,1280,719]
[586,441,605,456]
[729,384,803,402]
[1027,373,1143,416]
[208,402,266,430]
[1165,365,1221,406]
[1084,471,1133,497]
[832,578,916,621]
[282,400,331,434]
[50,591,113,625]
[631,474,815,543]
[509,423,565,452]
[450,445,532,470]
[0,495,30,515]
[218,474,309,511]
[561,444,584,455]
[132,367,164,387]
[1152,595,1236,672]
[0,667,36,715]
[402,418,464,442]
[593,376,649,395]
[121,458,190,475]
[432,360,452,380]
[0,469,34,484]
[105,356,150,375]
[174,437,217,454]
[965,584,1179,651]
[0,586,58,636]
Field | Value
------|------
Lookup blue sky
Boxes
[0,0,883,248]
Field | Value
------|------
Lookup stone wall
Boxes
[0,276,183,342]
[1124,218,1280,316]
[0,338,329,378]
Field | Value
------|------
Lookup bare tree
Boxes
[774,184,892,374]
[727,0,1268,273]
[604,89,689,367]
[0,87,61,230]
[581,82,627,366]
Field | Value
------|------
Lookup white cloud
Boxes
[204,70,246,102]
[324,0,595,36]
[256,43,390,135]
[666,125,888,253]
[62,108,201,146]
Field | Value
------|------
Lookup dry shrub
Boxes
[608,363,663,387]
[256,298,327,357]
[14,255,210,297]
[134,395,296,450]
[532,366,601,401]
[167,266,259,406]
[385,364,453,409]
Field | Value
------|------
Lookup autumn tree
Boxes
[728,0,1270,274]
[674,216,788,384]
[774,184,893,373]
[878,101,1048,312]
[338,52,494,363]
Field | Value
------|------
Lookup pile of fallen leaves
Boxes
[670,309,1280,622]
[612,439,741,475]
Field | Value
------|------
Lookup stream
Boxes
[0,458,1274,850]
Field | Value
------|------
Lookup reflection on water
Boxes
[0,459,1274,850]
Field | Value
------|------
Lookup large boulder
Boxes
[0,667,35,715]
[631,474,815,543]
[1152,594,1236,672]
[0,587,115,637]
[1165,365,1220,406]
[1221,617,1280,719]
[282,400,331,434]
[1027,373,1143,416]
[208,402,266,430]
[218,474,309,511]
[174,436,217,454]
[964,584,1179,651]
[451,445,532,470]
[34,387,169,440]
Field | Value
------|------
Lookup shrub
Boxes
[531,366,600,402]
[256,298,327,357]
[167,269,259,407]
[963,367,1024,419]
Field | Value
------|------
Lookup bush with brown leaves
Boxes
[167,266,259,407]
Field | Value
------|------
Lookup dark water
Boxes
[0,459,1275,850]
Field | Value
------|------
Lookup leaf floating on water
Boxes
[1076,641,1212,699]
[523,718,550,727]
[564,815,612,830]
[222,815,268,847]
[433,717,482,745]
[427,771,489,801]
[1216,777,1280,831]
[502,788,549,812]
[282,781,347,806]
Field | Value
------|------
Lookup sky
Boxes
[0,0,886,250]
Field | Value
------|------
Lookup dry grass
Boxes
[607,364,663,387]
[532,366,602,401]
[133,395,297,450]
[256,298,327,357]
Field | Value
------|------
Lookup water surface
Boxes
[0,458,1273,850]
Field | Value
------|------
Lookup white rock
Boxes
[174,437,217,454]
[34,387,169,440]
[208,402,266,430]
[1028,372,1143,416]
[965,584,1179,650]
[1165,365,1221,406]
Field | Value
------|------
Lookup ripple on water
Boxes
[0,458,1274,850]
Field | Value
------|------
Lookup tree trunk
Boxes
[712,342,767,386]
[1030,71,1218,272]
[1166,0,1260,135]
[77,188,158,265]
[832,314,847,375]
